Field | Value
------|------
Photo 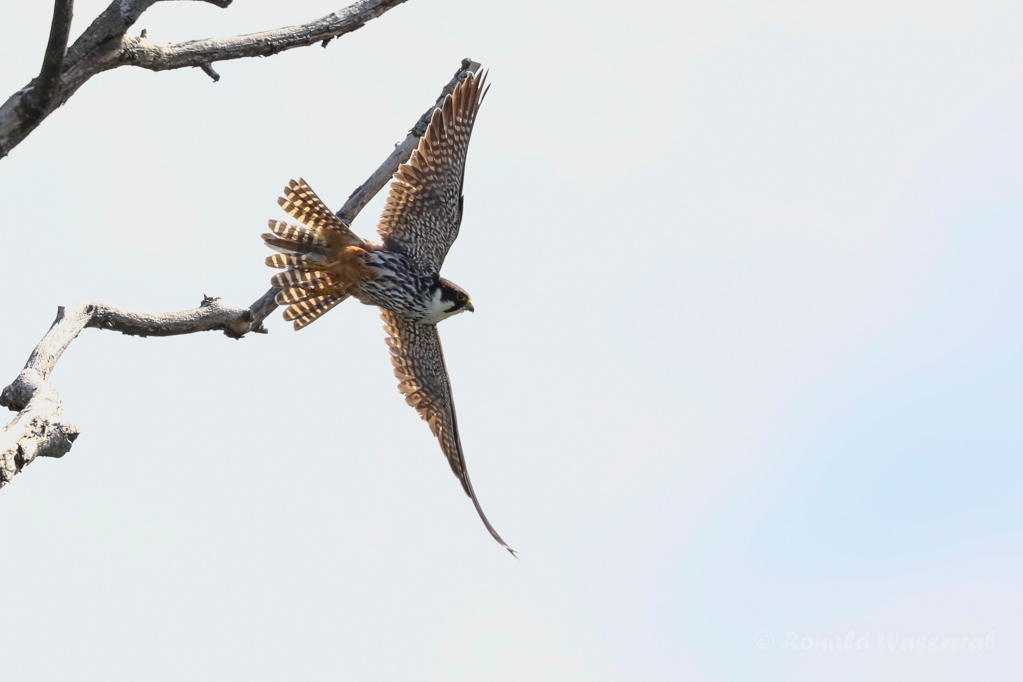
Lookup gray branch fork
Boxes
[0,0,410,159]
[0,59,481,488]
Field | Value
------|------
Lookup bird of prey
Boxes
[260,72,513,555]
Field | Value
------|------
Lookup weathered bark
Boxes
[0,60,481,488]
[0,0,409,158]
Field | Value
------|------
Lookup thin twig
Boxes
[198,62,221,82]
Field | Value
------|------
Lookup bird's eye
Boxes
[458,294,467,302]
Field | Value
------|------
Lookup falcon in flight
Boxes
[261,72,513,555]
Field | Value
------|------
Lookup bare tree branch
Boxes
[0,0,409,159]
[12,0,76,147]
[121,0,409,73]
[29,0,76,116]
[1,60,480,489]
[0,297,258,487]
[1,297,262,413]
[0,380,79,487]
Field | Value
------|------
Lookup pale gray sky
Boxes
[2,1,1022,679]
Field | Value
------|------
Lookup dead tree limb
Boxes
[0,0,410,159]
[0,59,480,489]
[19,0,76,132]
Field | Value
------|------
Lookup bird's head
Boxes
[424,277,473,323]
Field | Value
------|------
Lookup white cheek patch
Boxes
[429,288,447,312]
[420,290,450,324]
[420,289,464,325]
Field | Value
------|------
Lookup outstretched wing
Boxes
[376,71,488,273]
[381,309,514,555]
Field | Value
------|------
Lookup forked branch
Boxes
[0,0,409,158]
[23,0,75,124]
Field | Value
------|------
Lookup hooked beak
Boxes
[466,301,475,313]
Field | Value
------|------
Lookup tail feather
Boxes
[270,269,332,288]
[265,253,319,269]
[275,278,344,305]
[279,179,361,246]
[261,223,332,259]
[283,293,349,330]
[276,287,312,305]
[265,219,330,251]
